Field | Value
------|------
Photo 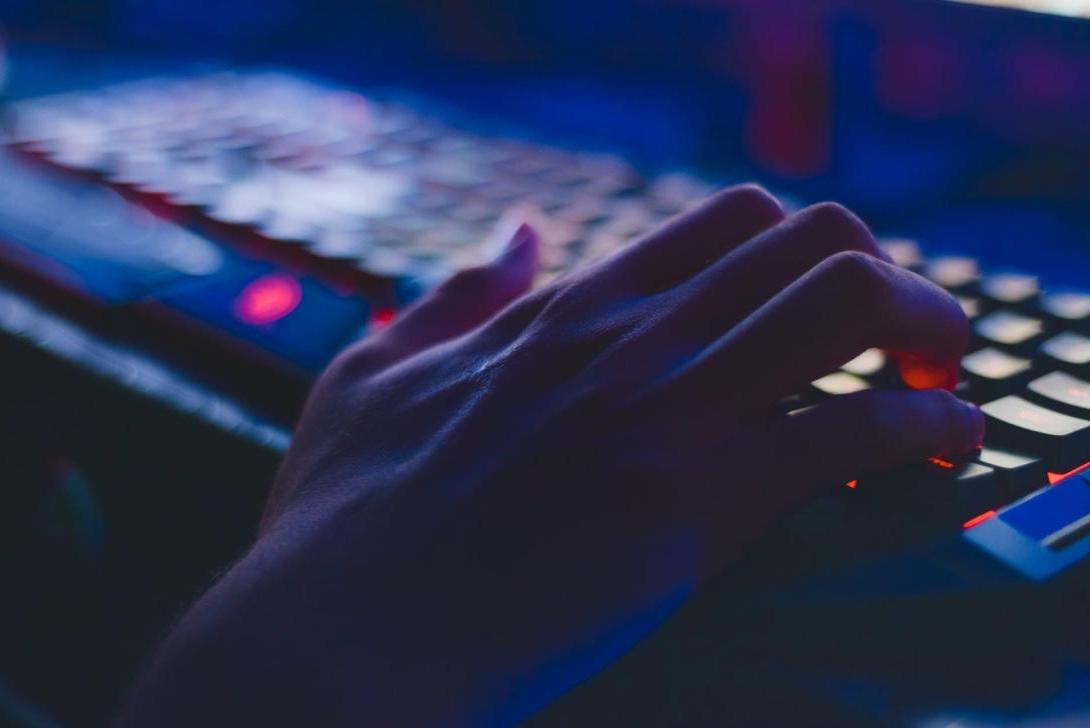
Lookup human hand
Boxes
[123,187,982,726]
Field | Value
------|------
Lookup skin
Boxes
[120,186,983,726]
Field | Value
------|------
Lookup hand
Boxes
[122,187,982,726]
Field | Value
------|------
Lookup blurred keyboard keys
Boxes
[962,347,1034,397]
[1040,332,1090,375]
[1040,291,1090,331]
[879,238,922,270]
[973,310,1045,353]
[979,273,1039,310]
[924,256,979,292]
[957,296,982,321]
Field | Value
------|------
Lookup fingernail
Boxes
[490,222,535,263]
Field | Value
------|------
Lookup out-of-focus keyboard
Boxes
[5,71,1090,541]
[6,72,715,288]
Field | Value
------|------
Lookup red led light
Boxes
[962,510,997,529]
[372,307,396,330]
[233,274,302,325]
[845,480,858,489]
[1047,460,1090,485]
[928,456,956,470]
[892,351,957,391]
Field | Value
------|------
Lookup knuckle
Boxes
[721,183,784,216]
[537,276,592,321]
[322,340,386,384]
[697,183,786,229]
[821,249,891,301]
[797,201,878,253]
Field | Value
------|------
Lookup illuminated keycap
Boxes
[981,395,1090,471]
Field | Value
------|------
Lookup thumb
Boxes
[347,222,540,378]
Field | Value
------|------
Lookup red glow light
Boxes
[845,480,858,489]
[962,510,997,529]
[233,274,302,325]
[928,456,956,470]
[372,307,396,330]
[1047,460,1090,485]
[892,351,957,391]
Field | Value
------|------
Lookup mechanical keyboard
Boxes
[5,70,1090,566]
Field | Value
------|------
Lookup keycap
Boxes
[841,348,886,378]
[961,347,1034,397]
[934,461,1002,519]
[1026,371,1090,418]
[811,371,870,396]
[1039,331,1090,376]
[957,296,981,321]
[980,395,1090,472]
[976,447,1046,499]
[973,310,1045,353]
[879,238,922,270]
[924,256,979,292]
[857,459,1001,528]
[1040,291,1090,331]
[979,273,1039,310]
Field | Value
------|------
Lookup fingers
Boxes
[397,223,539,343]
[600,184,785,294]
[660,251,968,415]
[756,389,984,492]
[658,202,892,345]
[337,223,540,378]
[673,389,983,566]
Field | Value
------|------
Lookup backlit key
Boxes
[812,371,870,396]
[981,395,1090,472]
[841,348,886,378]
[957,296,981,321]
[976,447,1046,499]
[961,347,1033,398]
[879,238,922,270]
[1040,332,1090,376]
[924,256,979,292]
[1027,371,1090,418]
[974,310,1045,353]
[979,273,1039,310]
[1040,291,1090,331]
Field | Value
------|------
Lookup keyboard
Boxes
[5,71,714,286]
[5,70,1090,550]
